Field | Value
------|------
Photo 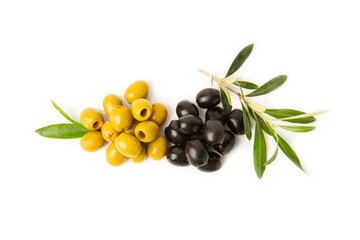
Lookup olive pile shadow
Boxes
[165,88,245,172]
[80,80,168,166]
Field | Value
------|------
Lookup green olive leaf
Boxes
[270,110,327,122]
[278,125,316,133]
[51,100,82,125]
[241,101,252,140]
[225,44,254,78]
[35,123,91,139]
[264,129,279,166]
[254,115,267,179]
[265,109,316,124]
[277,134,306,172]
[233,81,258,89]
[246,75,287,97]
[219,87,232,114]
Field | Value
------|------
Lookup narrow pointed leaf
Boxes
[277,134,305,172]
[246,75,287,97]
[254,116,267,179]
[35,123,91,139]
[265,143,278,166]
[219,87,232,114]
[278,125,316,133]
[233,81,258,89]
[241,102,252,140]
[225,44,254,78]
[265,109,316,124]
[271,110,327,122]
[51,100,81,125]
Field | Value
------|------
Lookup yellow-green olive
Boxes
[130,143,147,163]
[115,132,142,158]
[106,142,127,166]
[135,121,159,143]
[150,103,168,126]
[124,121,140,135]
[110,106,133,132]
[147,136,167,160]
[130,98,153,121]
[101,120,120,142]
[80,131,105,152]
[80,108,104,130]
[103,94,122,117]
[124,80,149,104]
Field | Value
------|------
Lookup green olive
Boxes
[147,136,167,160]
[150,103,168,126]
[124,120,140,135]
[106,142,127,166]
[110,106,133,132]
[103,94,122,117]
[80,108,104,130]
[80,131,105,152]
[134,120,159,143]
[101,120,120,142]
[130,143,147,163]
[130,98,153,121]
[115,132,142,158]
[124,80,149,104]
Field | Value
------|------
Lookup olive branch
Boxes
[199,44,326,179]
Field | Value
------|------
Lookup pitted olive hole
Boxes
[139,130,146,139]
[140,109,147,117]
[93,121,100,129]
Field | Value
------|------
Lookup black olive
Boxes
[185,139,209,167]
[225,109,245,135]
[205,107,225,124]
[198,152,222,172]
[166,146,189,166]
[213,130,235,155]
[196,88,220,108]
[176,100,199,117]
[202,120,225,147]
[178,115,203,135]
[165,120,189,145]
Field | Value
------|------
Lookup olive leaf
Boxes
[225,44,254,78]
[241,101,252,140]
[254,115,267,179]
[233,81,258,89]
[246,75,287,97]
[51,100,81,125]
[278,125,316,133]
[264,126,279,166]
[271,110,327,122]
[265,109,316,124]
[219,87,232,114]
[35,123,91,139]
[277,134,305,172]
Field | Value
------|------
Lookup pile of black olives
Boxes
[165,88,245,172]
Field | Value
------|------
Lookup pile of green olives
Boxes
[79,80,168,166]
[165,88,244,172]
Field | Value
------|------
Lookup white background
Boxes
[1,1,359,239]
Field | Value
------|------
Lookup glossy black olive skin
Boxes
[165,120,189,145]
[205,107,225,124]
[196,88,220,108]
[166,145,189,166]
[185,139,209,167]
[198,152,222,172]
[178,115,203,135]
[213,130,235,155]
[202,120,225,147]
[176,100,199,117]
[225,109,245,135]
